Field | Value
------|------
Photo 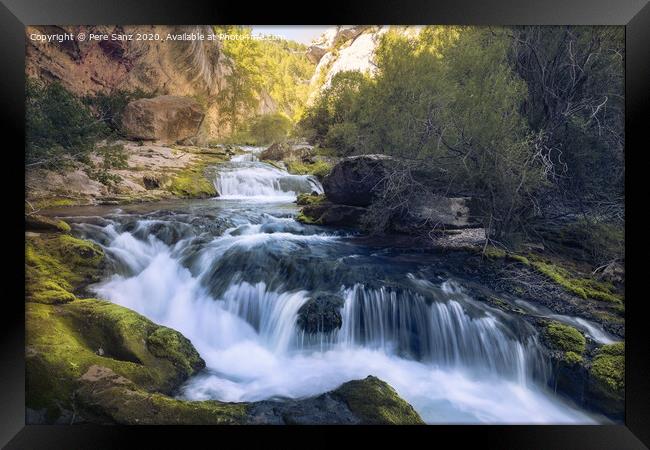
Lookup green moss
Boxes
[296,193,326,206]
[530,259,622,304]
[31,198,78,210]
[481,246,529,264]
[167,153,229,198]
[25,214,72,233]
[544,321,586,354]
[564,351,584,364]
[26,299,205,421]
[146,327,204,377]
[333,376,424,425]
[168,165,217,198]
[286,160,332,180]
[296,210,319,225]
[26,234,104,304]
[481,246,623,305]
[590,342,624,394]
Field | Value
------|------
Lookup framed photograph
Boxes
[1,0,647,447]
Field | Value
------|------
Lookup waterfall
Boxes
[214,147,323,201]
[71,147,598,424]
[334,284,538,383]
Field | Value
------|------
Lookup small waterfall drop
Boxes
[214,147,323,201]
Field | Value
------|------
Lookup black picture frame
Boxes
[1,0,647,448]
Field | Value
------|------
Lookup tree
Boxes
[26,79,109,168]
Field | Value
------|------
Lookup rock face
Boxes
[122,96,204,143]
[322,154,396,206]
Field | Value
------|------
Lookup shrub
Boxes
[26,79,109,168]
[84,88,154,133]
[247,113,293,145]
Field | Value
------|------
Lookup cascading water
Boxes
[65,146,601,424]
[214,146,322,201]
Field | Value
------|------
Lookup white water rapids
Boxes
[77,146,602,424]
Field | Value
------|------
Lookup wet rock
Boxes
[297,293,345,333]
[247,376,424,425]
[322,154,396,206]
[25,214,71,233]
[299,202,367,227]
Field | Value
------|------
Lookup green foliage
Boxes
[544,321,586,354]
[286,160,332,180]
[84,88,153,133]
[510,26,624,204]
[96,144,129,169]
[299,28,546,238]
[26,79,109,168]
[214,26,314,133]
[298,71,371,153]
[246,113,293,145]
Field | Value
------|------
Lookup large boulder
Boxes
[260,143,312,162]
[122,95,204,143]
[322,154,397,206]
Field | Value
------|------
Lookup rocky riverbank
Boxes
[292,154,625,420]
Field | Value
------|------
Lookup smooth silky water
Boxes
[58,146,605,424]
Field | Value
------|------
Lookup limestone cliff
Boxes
[307,26,422,101]
[27,25,232,141]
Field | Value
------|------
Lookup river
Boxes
[54,146,608,424]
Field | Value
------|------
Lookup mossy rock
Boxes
[26,234,105,304]
[332,376,424,425]
[530,259,622,305]
[74,366,246,425]
[167,155,226,198]
[286,160,332,180]
[543,321,586,354]
[25,214,71,233]
[296,193,326,206]
[590,342,624,396]
[25,299,205,422]
[296,209,320,225]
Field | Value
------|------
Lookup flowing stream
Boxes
[61,146,604,424]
